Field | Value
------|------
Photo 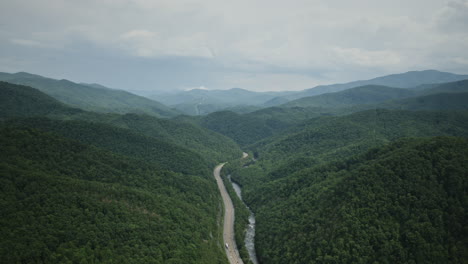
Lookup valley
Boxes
[1,70,468,263]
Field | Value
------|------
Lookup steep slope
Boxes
[1,82,242,164]
[226,110,468,203]
[199,107,324,146]
[226,109,468,263]
[0,126,227,264]
[0,72,179,118]
[250,137,468,264]
[253,110,468,165]
[6,118,209,176]
[0,81,82,119]
[99,113,242,164]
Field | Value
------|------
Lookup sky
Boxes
[1,0,468,92]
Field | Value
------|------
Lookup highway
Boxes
[214,163,244,264]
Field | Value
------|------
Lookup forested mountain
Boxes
[282,85,416,108]
[222,107,468,264]
[86,113,242,165]
[420,79,468,95]
[3,70,468,264]
[274,70,468,103]
[243,137,468,263]
[0,82,242,164]
[0,81,82,119]
[251,110,468,166]
[5,118,210,176]
[382,92,468,111]
[281,79,468,109]
[0,126,227,263]
[199,107,325,146]
[195,80,468,148]
[146,70,468,113]
[0,81,246,263]
[0,72,179,118]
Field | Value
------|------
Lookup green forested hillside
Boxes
[247,137,468,263]
[96,113,241,164]
[0,72,179,118]
[3,71,468,264]
[0,127,227,264]
[198,80,468,147]
[0,81,244,263]
[199,107,324,146]
[5,118,210,176]
[0,81,82,119]
[281,79,468,110]
[383,92,468,111]
[251,110,468,166]
[227,110,468,212]
[224,108,468,264]
[0,82,242,164]
[282,85,416,108]
[421,79,468,95]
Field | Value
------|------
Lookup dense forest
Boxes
[250,137,468,263]
[0,82,244,263]
[225,112,468,263]
[0,126,227,263]
[1,72,468,264]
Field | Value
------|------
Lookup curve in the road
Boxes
[214,163,244,264]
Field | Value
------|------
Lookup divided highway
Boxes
[214,163,244,264]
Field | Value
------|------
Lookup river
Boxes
[228,175,259,264]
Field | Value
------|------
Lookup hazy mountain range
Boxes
[148,69,468,115]
[2,69,467,117]
[0,72,179,118]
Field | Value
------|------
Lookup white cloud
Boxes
[10,38,45,47]
[453,57,468,65]
[118,29,214,58]
[121,29,156,39]
[435,0,468,34]
[0,0,467,91]
[331,47,401,67]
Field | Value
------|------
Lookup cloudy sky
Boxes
[1,0,467,92]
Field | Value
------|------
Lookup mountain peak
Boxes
[13,72,45,79]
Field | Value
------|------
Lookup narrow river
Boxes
[228,175,259,264]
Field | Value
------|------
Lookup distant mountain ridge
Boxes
[151,87,294,115]
[152,70,468,114]
[281,79,468,110]
[154,87,293,105]
[0,72,179,118]
[265,70,468,105]
[282,85,417,108]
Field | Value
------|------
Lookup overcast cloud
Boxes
[1,0,467,91]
